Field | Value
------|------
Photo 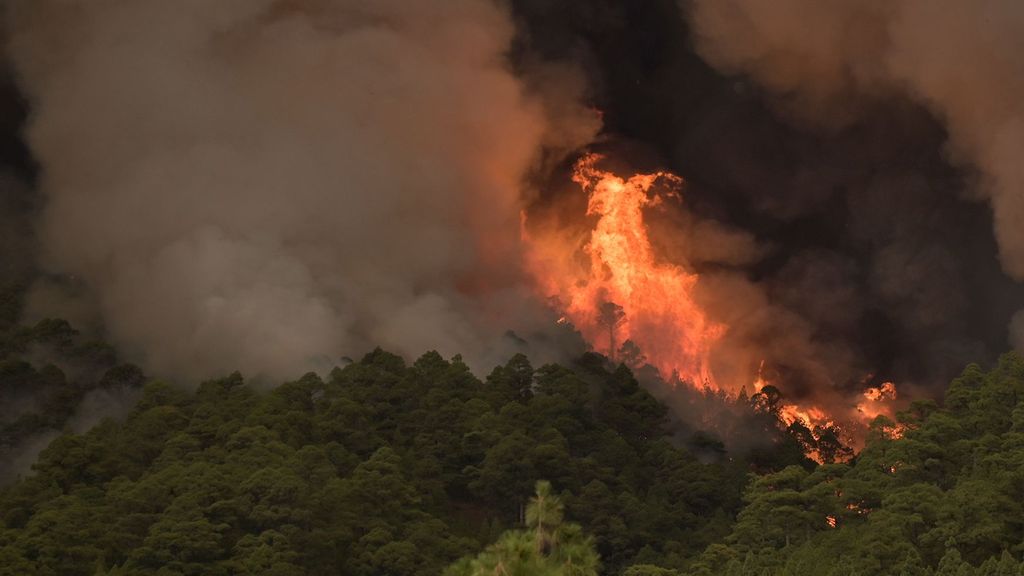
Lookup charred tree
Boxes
[597,301,626,362]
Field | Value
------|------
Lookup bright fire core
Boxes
[522,154,902,453]
[524,154,724,387]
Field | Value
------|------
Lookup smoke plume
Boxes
[5,0,1023,449]
[6,0,597,382]
[497,0,1024,431]
[687,0,1024,345]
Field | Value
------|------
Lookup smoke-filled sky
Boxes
[4,0,597,382]
[2,0,1023,414]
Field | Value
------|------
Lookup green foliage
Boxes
[689,353,1024,576]
[0,348,757,575]
[6,327,1024,576]
[445,480,600,576]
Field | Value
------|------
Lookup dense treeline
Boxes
[1,318,1023,574]
[0,344,807,575]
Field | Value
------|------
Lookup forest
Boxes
[2,292,1024,576]
[3,0,1024,573]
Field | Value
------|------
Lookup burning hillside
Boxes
[523,154,723,387]
[523,153,903,449]
[3,2,1024,573]
[3,0,1022,461]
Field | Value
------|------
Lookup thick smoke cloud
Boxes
[0,169,31,287]
[506,0,1024,425]
[684,0,1024,393]
[688,0,1024,278]
[0,54,34,300]
[3,0,1021,449]
[7,0,597,382]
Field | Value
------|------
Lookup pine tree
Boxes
[445,481,599,576]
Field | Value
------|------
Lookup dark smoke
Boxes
[0,53,35,308]
[0,0,1020,453]
[510,0,1024,410]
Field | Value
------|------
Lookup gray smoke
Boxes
[6,0,598,382]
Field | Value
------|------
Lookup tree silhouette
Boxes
[617,340,647,369]
[596,302,625,362]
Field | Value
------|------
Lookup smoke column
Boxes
[5,0,1022,434]
[6,0,597,382]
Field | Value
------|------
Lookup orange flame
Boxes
[856,382,897,420]
[523,154,724,387]
[522,154,904,457]
[751,361,834,431]
[855,381,905,438]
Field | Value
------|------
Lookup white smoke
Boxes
[6,0,598,382]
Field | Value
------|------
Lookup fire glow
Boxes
[522,154,902,454]
[523,154,724,387]
[752,360,835,431]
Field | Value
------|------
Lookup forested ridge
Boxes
[2,317,1024,574]
[0,284,146,486]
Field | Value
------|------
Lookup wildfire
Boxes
[852,381,905,438]
[522,154,724,387]
[521,153,903,458]
[751,360,834,431]
[856,382,897,421]
[779,405,831,429]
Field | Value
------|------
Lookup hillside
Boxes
[1,343,1023,575]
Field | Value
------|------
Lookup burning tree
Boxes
[597,301,625,362]
[521,154,724,388]
[617,339,647,369]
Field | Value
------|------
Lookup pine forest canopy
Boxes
[1,308,1024,575]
